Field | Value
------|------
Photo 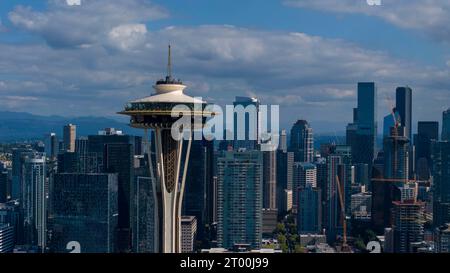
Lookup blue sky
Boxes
[0,0,449,133]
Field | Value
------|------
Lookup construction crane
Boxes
[384,94,403,179]
[335,175,351,252]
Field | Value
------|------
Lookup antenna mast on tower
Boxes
[167,44,172,80]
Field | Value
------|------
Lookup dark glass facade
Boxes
[416,121,439,180]
[396,87,413,142]
[432,141,450,227]
[49,173,118,253]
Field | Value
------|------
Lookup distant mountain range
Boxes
[0,111,142,142]
[0,111,352,143]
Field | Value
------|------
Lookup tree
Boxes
[354,237,367,252]
[277,234,289,253]
[275,223,286,235]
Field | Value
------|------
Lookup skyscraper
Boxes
[49,173,118,253]
[86,130,141,252]
[183,139,214,241]
[276,150,294,216]
[44,133,58,160]
[134,175,157,253]
[435,224,450,253]
[392,201,424,253]
[181,216,198,253]
[105,143,134,252]
[334,145,354,215]
[316,159,328,230]
[383,127,410,180]
[354,163,369,188]
[293,162,317,208]
[443,109,450,141]
[383,109,401,138]
[290,120,314,163]
[279,130,287,153]
[351,192,372,218]
[233,96,260,151]
[63,124,76,153]
[326,155,343,244]
[371,126,410,232]
[416,121,439,180]
[432,141,450,227]
[119,45,210,253]
[11,147,34,201]
[352,82,377,169]
[0,172,7,203]
[298,186,322,234]
[263,150,277,210]
[22,154,46,252]
[0,224,14,253]
[396,87,413,142]
[326,145,353,243]
[217,151,263,250]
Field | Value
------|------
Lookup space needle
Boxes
[119,46,210,253]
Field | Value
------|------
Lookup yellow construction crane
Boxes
[335,175,351,252]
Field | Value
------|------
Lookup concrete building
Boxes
[351,192,372,218]
[181,216,198,253]
[0,224,14,253]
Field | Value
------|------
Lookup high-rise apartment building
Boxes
[22,154,46,251]
[217,151,263,250]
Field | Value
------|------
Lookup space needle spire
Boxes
[119,46,211,253]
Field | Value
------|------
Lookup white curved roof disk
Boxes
[130,83,206,104]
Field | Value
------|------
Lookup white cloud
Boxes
[9,0,167,48]
[66,0,81,6]
[285,0,450,43]
[108,24,148,51]
[1,1,449,126]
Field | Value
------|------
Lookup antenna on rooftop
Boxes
[167,44,172,79]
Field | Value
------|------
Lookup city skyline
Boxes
[0,0,449,132]
[2,0,450,258]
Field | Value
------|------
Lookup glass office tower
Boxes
[49,173,118,253]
